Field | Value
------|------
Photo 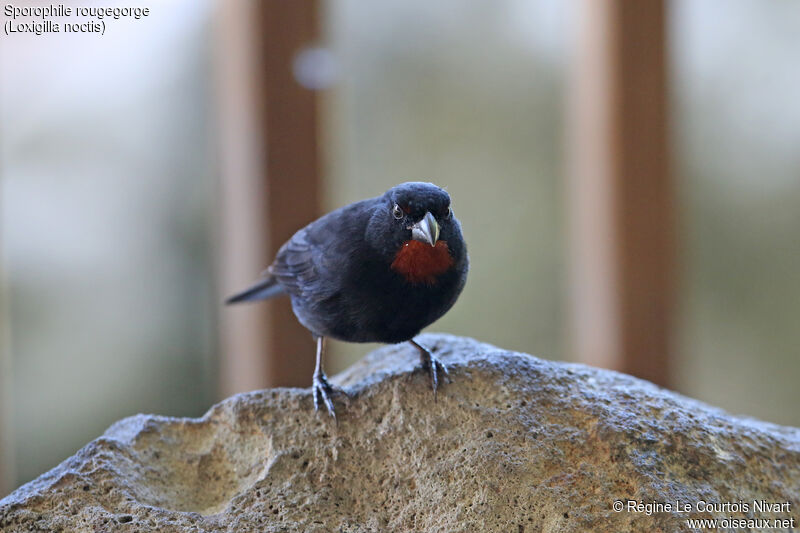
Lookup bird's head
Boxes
[367,182,465,284]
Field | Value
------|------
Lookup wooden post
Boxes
[567,0,674,387]
[216,0,321,395]
[257,0,322,388]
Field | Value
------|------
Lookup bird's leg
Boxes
[312,336,337,420]
[410,339,450,401]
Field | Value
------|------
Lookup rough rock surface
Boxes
[1,334,798,532]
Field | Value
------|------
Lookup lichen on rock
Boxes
[1,334,798,532]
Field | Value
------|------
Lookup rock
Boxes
[1,334,798,532]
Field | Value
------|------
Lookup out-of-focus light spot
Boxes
[292,46,338,90]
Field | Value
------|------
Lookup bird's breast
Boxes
[390,240,454,284]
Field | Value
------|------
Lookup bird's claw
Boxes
[313,372,342,420]
[418,347,450,401]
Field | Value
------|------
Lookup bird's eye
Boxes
[443,207,452,219]
[392,204,404,220]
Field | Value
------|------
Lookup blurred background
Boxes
[1,0,799,495]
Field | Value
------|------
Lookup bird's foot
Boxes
[413,341,451,401]
[313,371,343,420]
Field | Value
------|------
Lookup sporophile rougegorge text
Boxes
[3,4,149,36]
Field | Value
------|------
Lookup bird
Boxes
[226,182,468,419]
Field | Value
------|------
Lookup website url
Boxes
[686,517,796,529]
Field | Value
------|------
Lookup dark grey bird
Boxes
[227,182,468,418]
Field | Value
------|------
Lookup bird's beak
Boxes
[411,211,440,246]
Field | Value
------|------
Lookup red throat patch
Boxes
[391,240,453,284]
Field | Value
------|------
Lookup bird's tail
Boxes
[226,277,285,304]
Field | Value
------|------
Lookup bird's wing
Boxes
[268,198,374,299]
[267,227,321,298]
